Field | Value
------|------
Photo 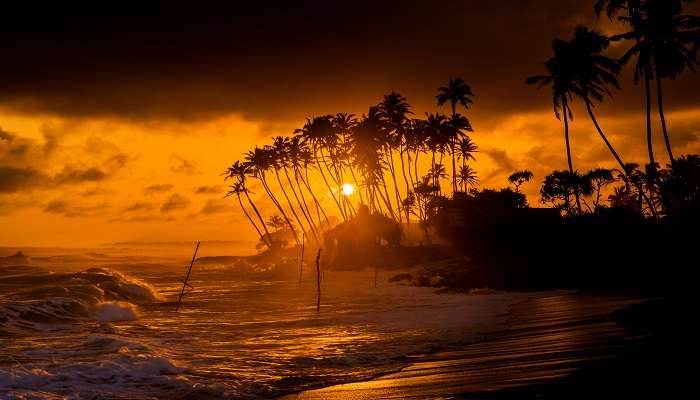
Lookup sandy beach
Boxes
[282,292,649,399]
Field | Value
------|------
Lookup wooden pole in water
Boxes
[176,241,200,312]
[374,264,378,288]
[315,248,322,312]
[299,232,305,286]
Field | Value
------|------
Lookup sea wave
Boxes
[0,267,163,333]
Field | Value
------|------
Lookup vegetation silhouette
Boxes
[223,0,699,294]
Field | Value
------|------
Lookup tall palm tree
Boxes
[272,136,319,241]
[244,147,301,245]
[377,91,413,222]
[437,77,475,193]
[569,26,629,173]
[598,0,700,163]
[526,38,582,213]
[225,181,271,248]
[223,161,272,247]
[295,116,347,220]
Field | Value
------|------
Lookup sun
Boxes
[341,183,355,196]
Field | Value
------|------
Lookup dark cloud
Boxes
[483,147,517,181]
[2,2,698,123]
[44,199,108,217]
[0,166,46,193]
[195,185,224,195]
[124,202,155,212]
[160,193,190,213]
[200,199,230,215]
[53,166,107,185]
[144,183,174,194]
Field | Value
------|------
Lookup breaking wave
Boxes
[0,267,163,333]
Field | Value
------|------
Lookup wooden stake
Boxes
[315,248,322,312]
[176,241,200,312]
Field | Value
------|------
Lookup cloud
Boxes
[195,185,224,194]
[200,199,230,215]
[160,193,190,213]
[144,183,173,194]
[170,154,198,174]
[482,147,517,181]
[52,165,108,184]
[44,199,109,217]
[124,202,155,212]
[0,166,47,193]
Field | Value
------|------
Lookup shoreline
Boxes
[280,291,648,399]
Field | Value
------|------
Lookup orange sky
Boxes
[2,99,699,248]
[1,2,700,248]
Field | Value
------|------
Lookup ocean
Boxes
[0,246,533,399]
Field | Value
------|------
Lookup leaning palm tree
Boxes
[244,147,301,245]
[569,26,629,172]
[295,116,347,220]
[223,161,272,247]
[225,181,271,249]
[526,38,582,213]
[437,78,475,193]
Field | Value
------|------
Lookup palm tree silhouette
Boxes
[244,147,301,245]
[226,181,271,248]
[272,136,319,241]
[600,0,700,163]
[223,162,273,248]
[526,38,583,213]
[295,116,347,220]
[437,77,475,193]
[377,91,413,222]
[568,26,630,174]
[458,165,479,192]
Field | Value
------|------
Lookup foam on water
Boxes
[0,261,541,399]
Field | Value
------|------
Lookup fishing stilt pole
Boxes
[176,241,200,312]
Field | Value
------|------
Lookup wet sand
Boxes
[282,292,650,399]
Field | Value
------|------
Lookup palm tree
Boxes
[295,116,347,220]
[437,78,475,193]
[272,136,319,241]
[223,161,272,247]
[600,0,700,163]
[266,215,286,232]
[645,0,700,162]
[225,181,271,249]
[568,26,630,173]
[377,91,413,222]
[244,147,301,245]
[526,38,582,213]
[458,165,479,192]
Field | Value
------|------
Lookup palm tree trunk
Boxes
[314,150,346,220]
[302,168,330,225]
[293,169,319,228]
[237,193,269,248]
[378,172,397,221]
[450,140,457,194]
[644,72,658,217]
[562,100,581,214]
[261,175,300,245]
[655,72,674,163]
[385,147,403,223]
[284,167,319,241]
[244,188,272,245]
[585,100,626,171]
[274,168,307,241]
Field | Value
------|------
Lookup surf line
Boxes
[176,241,200,312]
